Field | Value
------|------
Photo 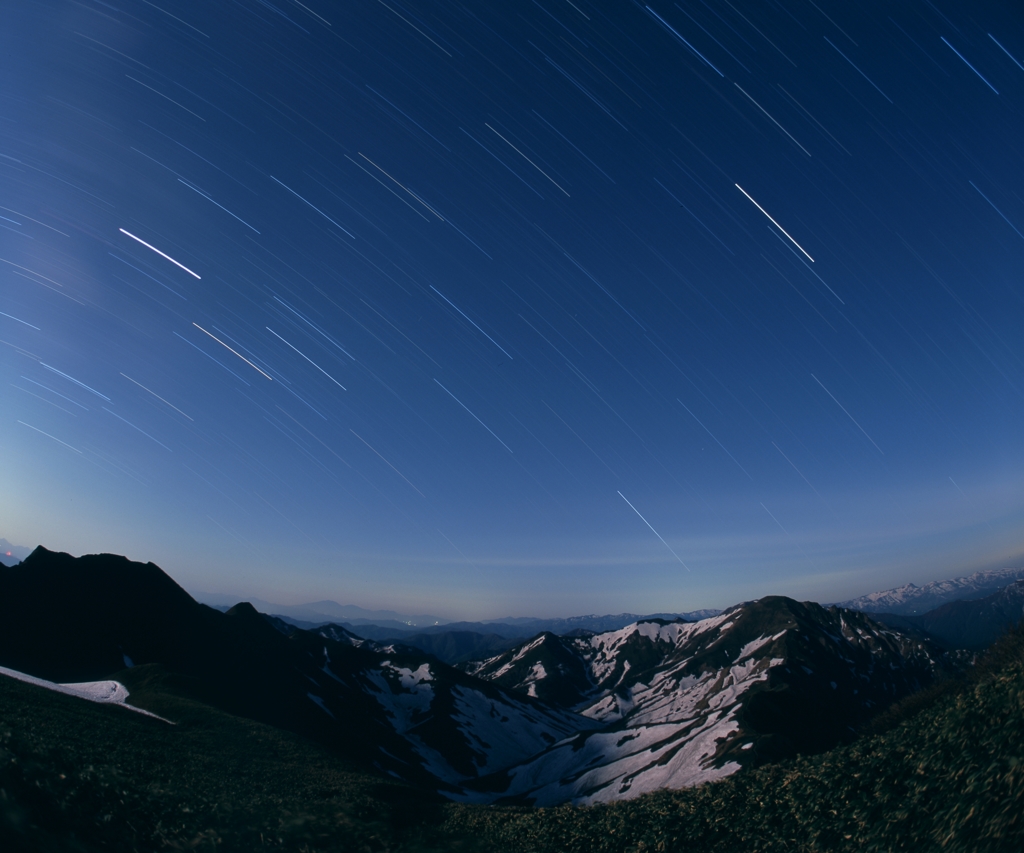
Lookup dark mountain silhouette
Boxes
[0,547,588,791]
[0,548,422,781]
[0,546,215,683]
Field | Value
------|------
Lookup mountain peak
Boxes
[0,549,205,682]
[225,601,261,618]
[462,596,952,805]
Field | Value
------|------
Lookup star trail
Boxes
[2,0,1022,617]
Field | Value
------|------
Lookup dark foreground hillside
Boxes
[2,624,1023,852]
[0,666,476,853]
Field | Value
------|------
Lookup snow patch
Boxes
[397,662,433,687]
[635,621,689,643]
[0,666,172,723]
[501,709,743,806]
[367,662,435,735]
[736,631,786,662]
[520,660,548,696]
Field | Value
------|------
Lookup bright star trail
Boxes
[118,228,202,279]
[618,491,690,571]
[734,185,815,262]
[2,0,1022,618]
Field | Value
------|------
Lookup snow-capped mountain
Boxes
[463,598,952,804]
[873,580,1024,651]
[0,547,957,807]
[834,567,1024,615]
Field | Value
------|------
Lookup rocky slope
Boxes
[464,598,954,804]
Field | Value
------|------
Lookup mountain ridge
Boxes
[872,580,1024,651]
[194,589,721,635]
[835,566,1024,615]
[459,598,957,804]
[0,547,970,807]
[193,593,449,628]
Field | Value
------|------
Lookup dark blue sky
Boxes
[2,0,1022,618]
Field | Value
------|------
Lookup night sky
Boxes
[2,0,1023,618]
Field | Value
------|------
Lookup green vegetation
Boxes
[0,666,477,852]
[3,623,1023,852]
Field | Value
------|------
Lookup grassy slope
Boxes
[444,623,1024,852]
[2,625,1022,852]
[0,665,478,852]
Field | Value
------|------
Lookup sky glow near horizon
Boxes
[2,0,1023,619]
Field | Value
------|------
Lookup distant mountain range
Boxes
[870,580,1024,651]
[263,616,519,665]
[0,546,964,806]
[244,568,1024,669]
[0,538,32,565]
[193,593,449,630]
[203,608,728,664]
[196,588,724,637]
[834,566,1024,615]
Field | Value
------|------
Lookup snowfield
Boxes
[493,635,778,803]
[461,601,948,804]
[362,657,595,786]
